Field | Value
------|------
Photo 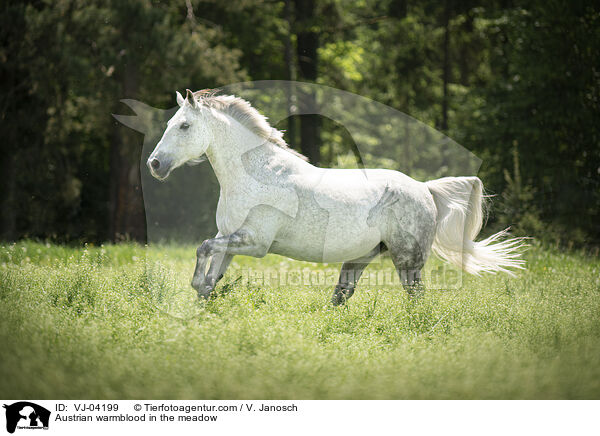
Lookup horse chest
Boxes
[215,195,245,235]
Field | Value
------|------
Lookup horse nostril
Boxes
[151,159,160,170]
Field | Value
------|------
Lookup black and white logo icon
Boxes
[3,402,50,433]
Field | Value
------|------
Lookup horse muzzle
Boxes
[147,156,173,180]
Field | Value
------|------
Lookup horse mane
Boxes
[193,89,308,161]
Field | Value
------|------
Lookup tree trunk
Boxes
[1,152,17,240]
[441,0,450,132]
[0,4,26,241]
[108,62,146,242]
[294,0,321,164]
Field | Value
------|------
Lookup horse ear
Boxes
[185,89,196,108]
[176,91,184,107]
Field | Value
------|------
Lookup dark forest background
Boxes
[1,0,598,247]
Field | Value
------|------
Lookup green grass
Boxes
[1,240,599,399]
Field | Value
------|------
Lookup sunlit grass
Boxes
[0,241,599,399]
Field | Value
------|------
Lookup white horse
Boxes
[148,89,524,304]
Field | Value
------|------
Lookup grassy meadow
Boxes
[0,240,599,399]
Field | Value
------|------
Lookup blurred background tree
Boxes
[0,0,598,247]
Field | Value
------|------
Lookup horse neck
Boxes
[204,118,269,192]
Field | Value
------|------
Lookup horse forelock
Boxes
[192,89,308,161]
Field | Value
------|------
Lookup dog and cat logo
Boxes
[3,402,50,433]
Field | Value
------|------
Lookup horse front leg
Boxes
[192,252,233,297]
[191,229,269,298]
[191,232,221,293]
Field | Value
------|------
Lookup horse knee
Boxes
[197,240,212,258]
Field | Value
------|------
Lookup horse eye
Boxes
[180,122,190,130]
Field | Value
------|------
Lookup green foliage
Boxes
[1,0,246,241]
[497,143,544,238]
[1,241,599,399]
[317,1,599,246]
[1,0,598,245]
[459,1,600,245]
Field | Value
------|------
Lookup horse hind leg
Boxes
[331,243,387,306]
[386,230,428,297]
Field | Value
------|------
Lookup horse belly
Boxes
[321,211,382,262]
[269,231,379,263]
[270,203,382,263]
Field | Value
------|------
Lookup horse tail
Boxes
[425,176,526,276]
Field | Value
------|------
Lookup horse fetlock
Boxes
[191,275,205,292]
[398,267,422,286]
[331,285,355,306]
[193,273,218,299]
[204,273,220,290]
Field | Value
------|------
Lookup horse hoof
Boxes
[196,285,214,300]
[331,295,345,306]
[331,290,352,306]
